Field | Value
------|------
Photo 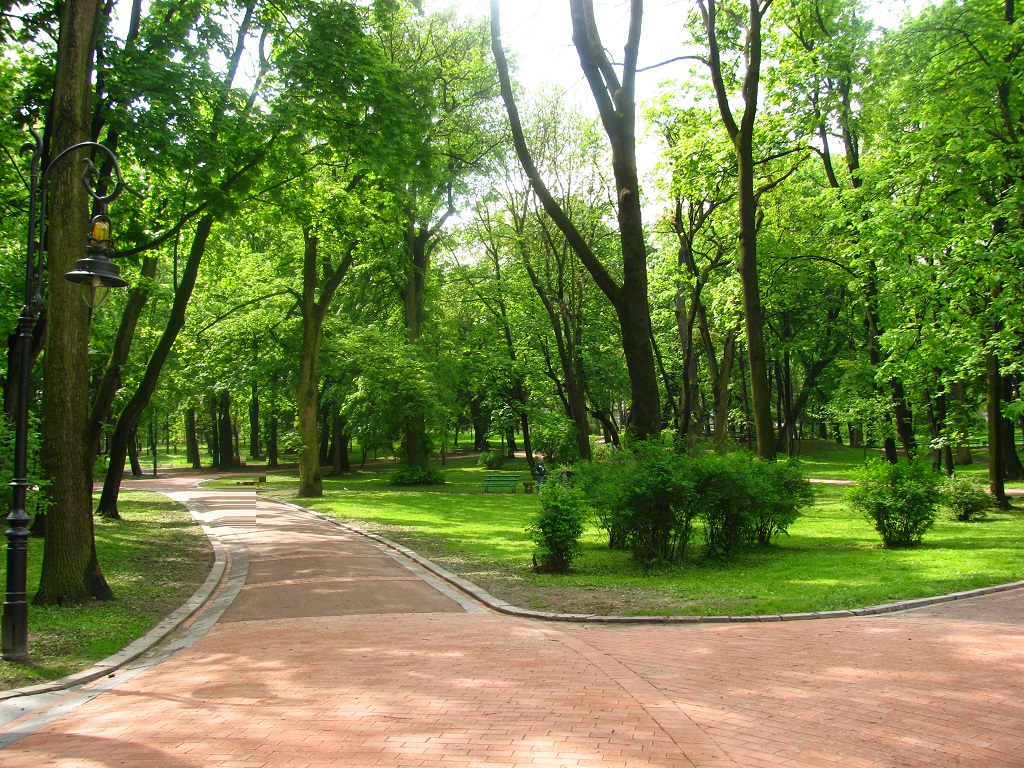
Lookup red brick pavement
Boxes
[0,477,1020,767]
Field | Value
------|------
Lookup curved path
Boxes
[0,473,1021,767]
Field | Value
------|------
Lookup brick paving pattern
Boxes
[0,477,1020,767]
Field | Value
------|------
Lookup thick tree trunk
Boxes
[399,224,433,473]
[35,0,111,605]
[185,408,201,469]
[297,231,324,497]
[267,416,279,468]
[1000,376,1024,480]
[216,390,233,470]
[96,214,213,518]
[987,353,1009,508]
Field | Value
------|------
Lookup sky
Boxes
[442,0,932,104]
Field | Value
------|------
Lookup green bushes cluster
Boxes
[477,451,505,470]
[528,481,587,573]
[390,465,444,485]
[848,459,940,547]
[574,443,812,564]
[943,474,991,522]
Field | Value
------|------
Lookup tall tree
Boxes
[35,0,112,604]
[491,0,662,441]
[693,0,776,459]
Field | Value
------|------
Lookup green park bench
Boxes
[482,473,520,493]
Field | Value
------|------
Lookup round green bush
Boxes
[528,482,586,573]
[943,474,991,521]
[849,459,940,547]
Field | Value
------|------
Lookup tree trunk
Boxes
[1000,374,1023,480]
[713,333,736,453]
[127,426,142,478]
[491,1,661,440]
[297,232,324,497]
[267,415,279,469]
[96,214,213,518]
[185,408,201,469]
[35,0,112,605]
[952,381,973,465]
[207,394,220,469]
[987,352,1009,508]
[87,255,158,467]
[216,390,233,469]
[331,414,350,475]
[249,378,261,459]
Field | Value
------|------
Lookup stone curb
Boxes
[280,499,1024,626]
[0,496,233,702]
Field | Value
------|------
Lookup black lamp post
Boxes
[2,128,129,662]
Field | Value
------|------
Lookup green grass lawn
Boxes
[793,438,1024,489]
[0,492,212,692]
[255,454,1024,618]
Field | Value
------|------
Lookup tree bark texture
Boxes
[35,0,111,605]
[297,232,324,497]
[296,229,353,497]
[186,408,201,469]
[216,390,234,469]
[987,352,1009,508]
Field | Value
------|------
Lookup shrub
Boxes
[390,465,444,486]
[849,459,941,547]
[748,459,815,546]
[477,451,505,470]
[528,481,586,573]
[692,453,757,559]
[574,442,698,564]
[943,474,991,521]
[576,445,812,563]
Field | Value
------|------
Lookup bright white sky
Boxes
[438,0,931,104]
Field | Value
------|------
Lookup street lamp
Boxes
[2,128,129,661]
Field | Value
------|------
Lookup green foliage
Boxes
[943,474,991,522]
[748,459,816,546]
[849,459,941,547]
[693,453,812,558]
[529,413,580,465]
[477,451,505,470]
[576,444,812,564]
[527,481,586,573]
[390,465,444,486]
[0,412,49,520]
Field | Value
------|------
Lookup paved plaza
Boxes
[0,473,1021,767]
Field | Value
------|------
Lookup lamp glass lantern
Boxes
[64,213,128,308]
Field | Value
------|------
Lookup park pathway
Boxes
[0,473,1021,767]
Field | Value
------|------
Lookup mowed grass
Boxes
[258,454,1024,618]
[0,492,213,691]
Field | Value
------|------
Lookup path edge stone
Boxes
[0,495,233,702]
[280,499,1024,626]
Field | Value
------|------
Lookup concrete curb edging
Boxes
[280,499,1024,625]
[0,496,234,702]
